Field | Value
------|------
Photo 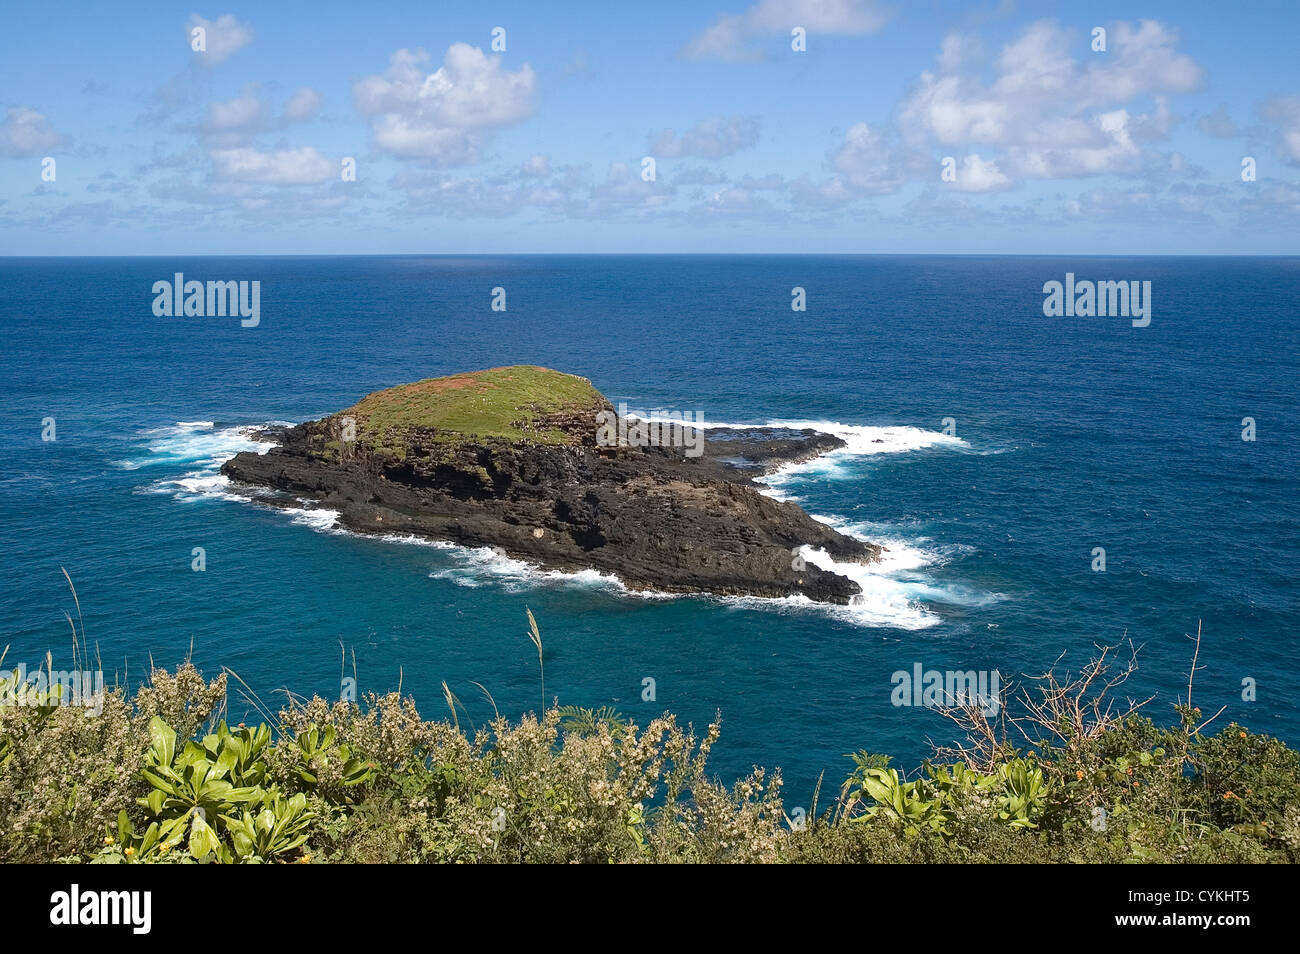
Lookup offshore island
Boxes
[221,365,881,603]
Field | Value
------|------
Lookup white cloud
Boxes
[949,153,1012,192]
[736,173,785,190]
[187,14,254,66]
[784,19,1201,208]
[1259,95,1300,165]
[210,146,335,185]
[828,122,907,193]
[283,88,323,122]
[936,33,976,74]
[1080,21,1205,106]
[1196,104,1239,139]
[683,0,889,62]
[1062,186,1215,225]
[673,165,729,186]
[648,116,760,159]
[784,174,845,205]
[1237,181,1300,222]
[353,44,537,165]
[0,107,67,157]
[521,153,551,177]
[898,20,1205,183]
[583,161,674,216]
[391,161,584,216]
[698,186,778,217]
[201,86,324,146]
[204,89,272,136]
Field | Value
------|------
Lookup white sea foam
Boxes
[364,534,669,599]
[414,534,980,632]
[286,506,341,531]
[651,417,967,502]
[422,540,937,628]
[427,544,643,595]
[811,514,975,565]
[122,421,279,471]
[156,472,254,504]
[792,505,1002,628]
[795,544,939,629]
[132,421,281,499]
[635,415,965,453]
[754,421,967,496]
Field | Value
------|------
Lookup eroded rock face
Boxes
[222,413,881,605]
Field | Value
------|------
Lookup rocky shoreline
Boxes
[220,369,882,604]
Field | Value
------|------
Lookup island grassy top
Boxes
[338,365,609,447]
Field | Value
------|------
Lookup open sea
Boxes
[2,254,1297,799]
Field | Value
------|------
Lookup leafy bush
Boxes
[1,625,1296,864]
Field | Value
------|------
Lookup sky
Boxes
[1,0,1298,255]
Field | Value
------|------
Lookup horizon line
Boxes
[3,251,1299,259]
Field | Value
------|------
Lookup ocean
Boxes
[2,254,1297,800]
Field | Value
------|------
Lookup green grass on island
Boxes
[333,365,610,451]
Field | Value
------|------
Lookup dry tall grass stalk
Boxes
[526,607,544,712]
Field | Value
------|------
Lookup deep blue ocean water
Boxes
[2,255,1297,801]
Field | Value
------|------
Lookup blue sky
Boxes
[2,0,1298,254]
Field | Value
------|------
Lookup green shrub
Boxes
[1,630,1296,864]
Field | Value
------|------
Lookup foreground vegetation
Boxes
[1,620,1296,864]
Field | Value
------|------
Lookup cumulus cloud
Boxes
[520,153,551,177]
[899,20,1205,183]
[353,44,537,165]
[146,169,354,219]
[390,159,590,216]
[682,0,889,62]
[209,146,335,185]
[828,122,908,194]
[672,165,729,186]
[201,86,324,145]
[204,89,272,138]
[86,171,134,195]
[1163,151,1208,180]
[694,185,780,218]
[948,153,1012,192]
[648,116,760,159]
[187,14,254,66]
[1259,95,1300,164]
[283,88,323,122]
[1196,104,1239,139]
[774,19,1203,210]
[582,161,674,217]
[1235,180,1300,224]
[1062,185,1215,225]
[0,106,67,157]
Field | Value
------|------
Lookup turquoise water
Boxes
[2,255,1297,798]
